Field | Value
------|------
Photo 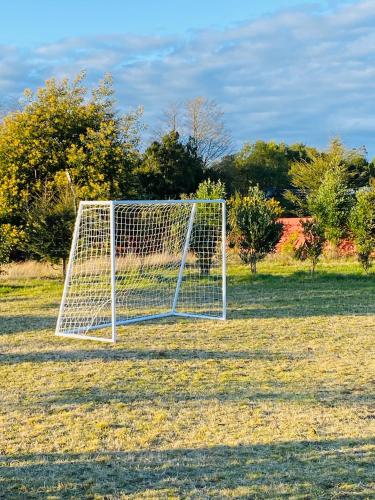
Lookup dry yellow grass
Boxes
[0,258,374,498]
[2,260,62,280]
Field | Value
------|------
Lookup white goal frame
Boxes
[56,199,226,343]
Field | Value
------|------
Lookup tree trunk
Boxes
[250,258,257,274]
[311,256,319,276]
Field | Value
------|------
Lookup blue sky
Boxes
[0,0,354,45]
[1,0,374,157]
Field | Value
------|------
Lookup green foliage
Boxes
[210,141,314,208]
[186,178,226,201]
[0,72,142,232]
[277,229,300,257]
[294,220,325,274]
[286,138,369,214]
[206,154,236,192]
[184,179,226,275]
[229,186,283,273]
[349,188,375,272]
[26,187,76,277]
[137,131,204,198]
[233,141,290,195]
[0,224,19,272]
[308,167,353,246]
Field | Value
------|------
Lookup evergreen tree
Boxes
[308,167,353,246]
[285,138,370,214]
[137,130,204,198]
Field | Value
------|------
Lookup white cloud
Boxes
[0,0,375,156]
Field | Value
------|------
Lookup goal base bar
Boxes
[56,310,225,342]
[172,312,226,321]
[55,332,115,343]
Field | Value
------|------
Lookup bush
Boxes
[308,167,353,247]
[229,186,283,274]
[184,179,226,275]
[294,220,325,274]
[349,188,375,272]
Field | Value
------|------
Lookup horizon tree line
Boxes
[0,72,374,275]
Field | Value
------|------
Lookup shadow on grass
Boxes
[1,270,374,336]
[1,347,303,363]
[1,438,374,497]
[229,271,375,319]
[0,316,56,335]
[40,384,373,408]
[231,269,375,283]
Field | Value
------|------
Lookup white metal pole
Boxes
[222,201,227,320]
[110,201,117,343]
[55,202,84,336]
[172,203,197,313]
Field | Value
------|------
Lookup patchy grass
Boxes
[0,258,374,498]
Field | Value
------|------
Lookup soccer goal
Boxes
[56,199,226,342]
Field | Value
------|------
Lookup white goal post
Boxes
[56,199,226,342]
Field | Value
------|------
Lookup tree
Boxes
[206,154,236,193]
[229,186,283,274]
[308,167,353,246]
[210,142,313,205]
[137,130,204,198]
[294,220,325,274]
[349,188,375,272]
[158,97,231,166]
[0,72,142,247]
[233,141,290,197]
[285,138,369,214]
[26,186,76,278]
[182,179,226,275]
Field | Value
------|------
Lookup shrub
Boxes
[294,219,325,274]
[349,188,375,272]
[229,186,283,274]
[308,167,353,247]
[184,179,226,275]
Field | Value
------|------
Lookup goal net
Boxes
[56,200,226,342]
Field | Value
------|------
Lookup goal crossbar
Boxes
[56,199,226,342]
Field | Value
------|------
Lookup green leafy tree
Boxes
[349,188,375,272]
[183,179,226,275]
[210,142,313,206]
[286,138,369,214]
[0,72,142,250]
[233,141,290,196]
[137,130,204,198]
[206,154,236,193]
[294,220,325,274]
[26,187,76,278]
[308,167,353,246]
[229,186,283,274]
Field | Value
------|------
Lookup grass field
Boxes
[0,258,374,498]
